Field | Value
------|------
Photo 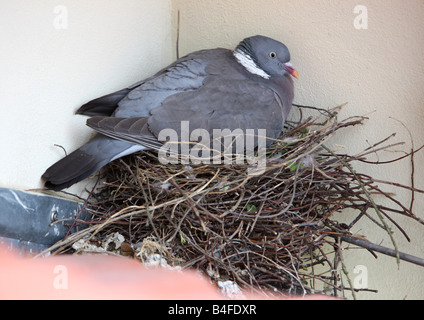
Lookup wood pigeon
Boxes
[42,35,298,190]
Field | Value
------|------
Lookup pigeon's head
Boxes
[234,35,299,80]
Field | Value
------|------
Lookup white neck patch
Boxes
[233,49,270,79]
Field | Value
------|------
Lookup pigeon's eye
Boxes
[269,52,277,59]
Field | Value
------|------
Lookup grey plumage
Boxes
[42,35,298,190]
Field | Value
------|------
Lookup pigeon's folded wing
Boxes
[87,77,286,149]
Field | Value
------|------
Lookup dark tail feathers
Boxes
[42,135,140,190]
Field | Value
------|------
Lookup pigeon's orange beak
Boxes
[284,62,299,79]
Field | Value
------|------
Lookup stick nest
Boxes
[49,104,424,298]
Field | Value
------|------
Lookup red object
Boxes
[0,247,223,300]
[0,247,334,300]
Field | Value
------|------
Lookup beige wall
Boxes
[1,0,423,299]
[0,0,174,195]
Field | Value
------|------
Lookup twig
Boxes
[176,10,180,59]
[337,234,424,267]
